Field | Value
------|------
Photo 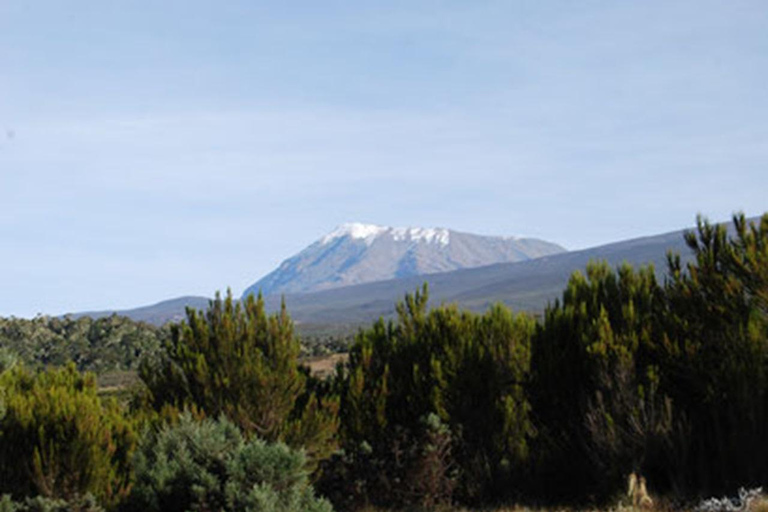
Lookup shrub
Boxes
[326,285,534,507]
[124,413,333,512]
[139,291,338,465]
[530,213,768,499]
[0,364,137,507]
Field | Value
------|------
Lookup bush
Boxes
[325,285,534,507]
[529,262,673,500]
[0,364,137,507]
[530,213,768,500]
[124,413,333,512]
[663,213,768,493]
[139,291,338,465]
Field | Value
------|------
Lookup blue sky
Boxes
[1,1,766,317]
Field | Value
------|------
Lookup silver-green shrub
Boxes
[124,413,332,512]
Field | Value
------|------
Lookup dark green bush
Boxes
[325,285,534,507]
[0,364,137,507]
[529,261,678,500]
[662,213,768,493]
[530,213,768,500]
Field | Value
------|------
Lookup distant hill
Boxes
[242,223,566,297]
[69,217,755,328]
[68,296,210,325]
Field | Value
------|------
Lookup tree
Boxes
[529,261,679,499]
[327,285,534,507]
[139,291,338,465]
[662,213,768,493]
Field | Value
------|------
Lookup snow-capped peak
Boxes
[321,223,451,247]
[243,223,567,298]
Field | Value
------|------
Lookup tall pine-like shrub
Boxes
[139,291,338,465]
[0,364,137,506]
[662,213,768,493]
[529,261,675,499]
[327,285,534,507]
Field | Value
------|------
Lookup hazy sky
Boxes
[1,1,766,317]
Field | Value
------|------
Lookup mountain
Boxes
[269,216,754,325]
[242,223,566,298]
[73,226,687,328]
[68,216,755,329]
[262,227,692,325]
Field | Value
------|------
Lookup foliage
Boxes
[124,413,333,512]
[529,261,676,499]
[406,413,458,510]
[0,364,137,507]
[324,285,534,508]
[662,213,768,493]
[139,291,339,465]
[530,212,768,500]
[0,493,103,512]
[0,315,166,374]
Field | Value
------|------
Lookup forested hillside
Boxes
[0,314,166,373]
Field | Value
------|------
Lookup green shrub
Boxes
[662,213,768,493]
[124,413,333,512]
[530,213,768,499]
[530,261,672,499]
[0,365,137,507]
[326,285,534,507]
[139,291,338,465]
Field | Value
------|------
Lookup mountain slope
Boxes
[242,223,566,297]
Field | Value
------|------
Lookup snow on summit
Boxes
[320,223,388,245]
[321,223,451,247]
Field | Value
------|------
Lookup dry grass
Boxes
[303,352,348,378]
[749,498,768,512]
[351,502,688,512]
